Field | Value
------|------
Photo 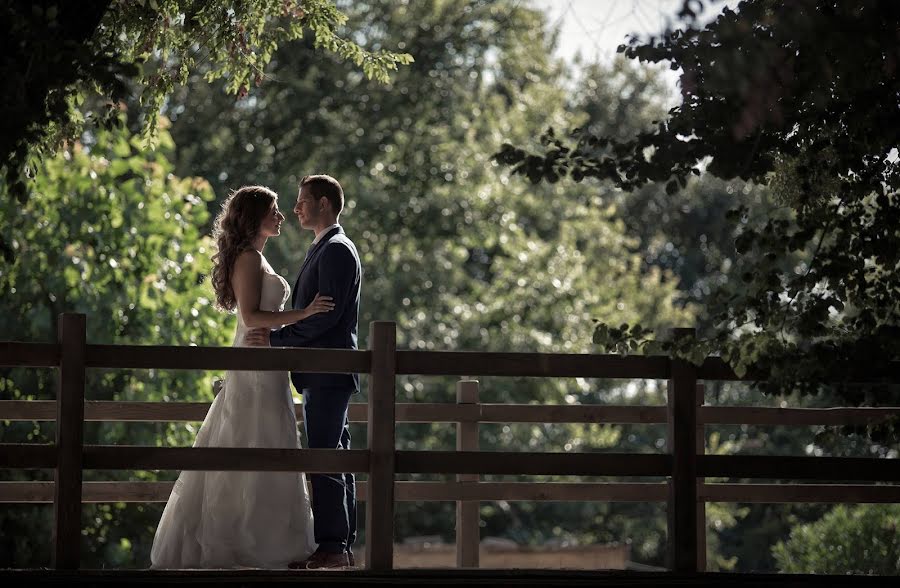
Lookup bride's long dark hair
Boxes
[211,186,277,311]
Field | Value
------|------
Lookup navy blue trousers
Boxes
[301,385,356,554]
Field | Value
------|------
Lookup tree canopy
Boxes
[0,0,411,260]
[497,0,900,410]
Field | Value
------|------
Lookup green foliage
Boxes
[0,0,412,259]
[496,0,900,409]
[773,504,900,575]
[0,117,231,566]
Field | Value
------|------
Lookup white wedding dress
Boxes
[150,269,316,569]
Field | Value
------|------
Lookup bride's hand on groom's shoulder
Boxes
[244,328,271,347]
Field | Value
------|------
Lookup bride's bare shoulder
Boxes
[232,249,264,276]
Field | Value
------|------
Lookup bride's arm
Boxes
[232,250,334,328]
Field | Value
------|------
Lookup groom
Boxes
[246,174,361,569]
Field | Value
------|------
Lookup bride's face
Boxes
[259,201,285,238]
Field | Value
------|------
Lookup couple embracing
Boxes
[151,175,360,570]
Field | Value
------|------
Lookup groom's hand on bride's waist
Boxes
[244,328,272,347]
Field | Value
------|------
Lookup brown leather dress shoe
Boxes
[289,551,349,570]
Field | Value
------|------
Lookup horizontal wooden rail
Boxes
[477,404,668,424]
[0,342,60,367]
[78,446,370,472]
[85,345,371,372]
[396,351,671,378]
[700,483,900,503]
[0,481,670,503]
[0,401,668,424]
[6,446,894,483]
[0,444,57,468]
[699,455,900,481]
[6,480,897,505]
[396,451,671,476]
[0,482,177,503]
[5,342,899,384]
[6,401,896,426]
[699,406,900,426]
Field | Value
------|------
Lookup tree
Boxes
[496,0,900,414]
[1,0,411,260]
[0,116,231,567]
[772,504,900,575]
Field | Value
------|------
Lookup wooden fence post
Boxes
[666,328,698,573]
[53,313,86,570]
[366,321,397,571]
[696,383,706,572]
[456,379,480,568]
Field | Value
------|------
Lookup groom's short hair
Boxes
[300,174,344,215]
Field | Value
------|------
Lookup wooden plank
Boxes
[0,482,175,503]
[390,403,479,423]
[666,330,698,573]
[396,351,670,379]
[85,344,371,373]
[9,400,894,428]
[0,480,671,504]
[395,451,671,477]
[0,401,666,425]
[366,321,397,571]
[393,481,668,503]
[0,444,57,468]
[478,404,667,424]
[0,401,214,422]
[11,480,900,505]
[81,446,370,472]
[700,406,900,426]
[699,455,900,481]
[54,313,86,570]
[700,483,900,503]
[0,342,60,367]
[456,380,480,568]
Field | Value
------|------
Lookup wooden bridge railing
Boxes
[1,313,899,572]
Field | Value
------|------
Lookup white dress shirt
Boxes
[312,223,341,246]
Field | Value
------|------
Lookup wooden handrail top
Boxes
[2,340,899,383]
[700,455,900,482]
[86,345,372,372]
[0,342,60,367]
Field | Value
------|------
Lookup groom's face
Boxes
[294,186,321,230]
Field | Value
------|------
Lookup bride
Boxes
[150,185,329,568]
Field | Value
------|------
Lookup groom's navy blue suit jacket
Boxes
[270,226,361,392]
